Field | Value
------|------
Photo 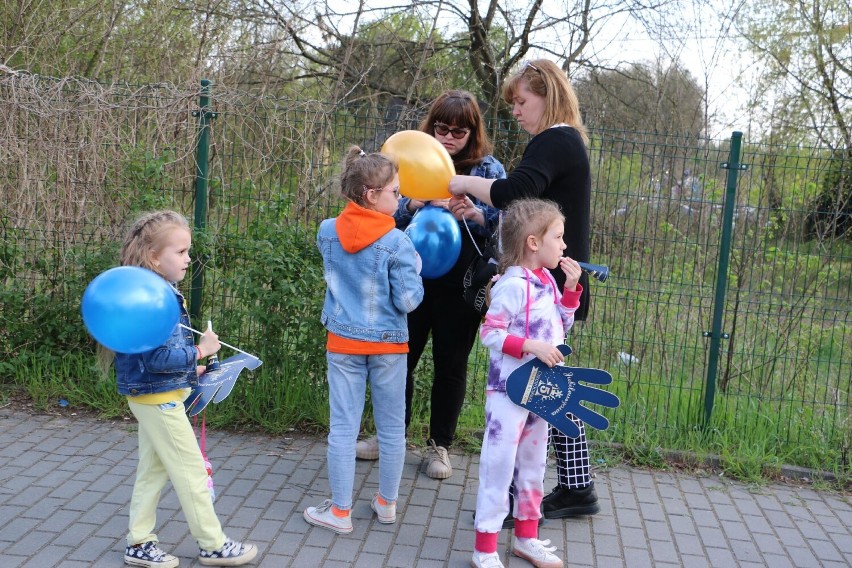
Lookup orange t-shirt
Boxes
[326,332,408,355]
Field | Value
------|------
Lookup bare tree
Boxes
[575,59,706,136]
[738,0,851,149]
[226,0,707,119]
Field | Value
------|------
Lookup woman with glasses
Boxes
[355,90,506,480]
[449,60,599,538]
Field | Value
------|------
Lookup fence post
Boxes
[702,131,747,425]
[190,79,216,321]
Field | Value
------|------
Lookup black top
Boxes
[490,126,592,320]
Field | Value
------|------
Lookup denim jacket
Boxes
[114,286,199,396]
[317,204,424,343]
[394,154,506,236]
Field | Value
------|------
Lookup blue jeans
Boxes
[326,351,407,509]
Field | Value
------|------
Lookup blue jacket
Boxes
[318,201,424,343]
[114,286,198,396]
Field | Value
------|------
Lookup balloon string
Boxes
[179,324,259,361]
[463,217,484,257]
[464,209,502,258]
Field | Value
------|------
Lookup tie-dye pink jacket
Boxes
[480,266,582,392]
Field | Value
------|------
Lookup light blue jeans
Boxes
[326,351,407,510]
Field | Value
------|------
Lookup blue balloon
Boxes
[81,266,180,353]
[405,205,462,279]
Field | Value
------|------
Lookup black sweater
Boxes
[490,126,592,320]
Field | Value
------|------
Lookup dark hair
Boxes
[418,90,494,174]
[339,145,398,205]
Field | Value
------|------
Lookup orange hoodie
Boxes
[336,201,395,252]
[326,202,409,355]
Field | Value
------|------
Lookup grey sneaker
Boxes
[355,435,379,460]
[124,541,179,568]
[425,439,452,479]
[197,537,257,566]
[303,499,354,534]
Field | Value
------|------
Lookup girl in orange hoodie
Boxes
[303,146,425,534]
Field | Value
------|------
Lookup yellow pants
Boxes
[127,397,226,550]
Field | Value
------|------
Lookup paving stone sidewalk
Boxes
[0,408,849,567]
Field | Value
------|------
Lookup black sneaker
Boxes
[198,537,258,566]
[124,541,179,568]
[542,482,600,519]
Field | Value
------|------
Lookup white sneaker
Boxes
[425,439,452,479]
[510,536,563,568]
[303,499,353,534]
[370,493,396,523]
[355,435,379,460]
[470,550,504,568]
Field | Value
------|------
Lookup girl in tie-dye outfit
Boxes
[471,199,582,568]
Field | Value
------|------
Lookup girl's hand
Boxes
[196,365,207,376]
[449,195,484,225]
[198,326,221,358]
[524,339,566,368]
[406,198,426,213]
[559,256,582,291]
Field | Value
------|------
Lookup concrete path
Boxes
[0,408,849,567]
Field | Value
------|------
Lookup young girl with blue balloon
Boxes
[472,199,582,568]
[111,210,257,568]
[304,146,424,534]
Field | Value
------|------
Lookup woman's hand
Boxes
[449,195,484,226]
[523,339,566,368]
[448,175,467,197]
[559,256,582,292]
[448,175,496,206]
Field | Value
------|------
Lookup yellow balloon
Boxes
[381,130,455,200]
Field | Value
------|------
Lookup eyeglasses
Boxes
[363,184,401,198]
[433,122,470,140]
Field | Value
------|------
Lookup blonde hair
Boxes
[120,210,191,275]
[98,210,190,375]
[339,145,398,206]
[502,59,588,145]
[498,199,564,273]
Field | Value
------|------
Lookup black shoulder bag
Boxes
[462,212,501,317]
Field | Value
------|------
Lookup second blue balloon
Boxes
[404,205,461,279]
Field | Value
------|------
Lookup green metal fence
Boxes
[1,77,849,470]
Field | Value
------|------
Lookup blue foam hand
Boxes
[185,381,222,417]
[185,353,263,417]
[506,344,620,438]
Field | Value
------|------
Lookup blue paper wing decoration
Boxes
[506,344,619,438]
[185,353,263,417]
